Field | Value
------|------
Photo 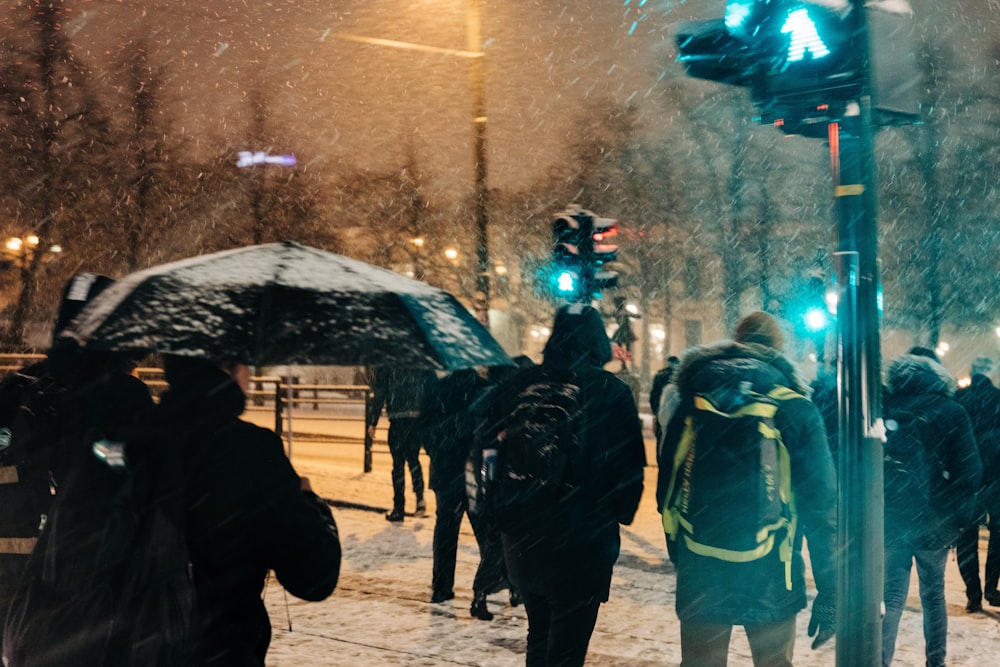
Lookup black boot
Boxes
[470,593,494,621]
[509,589,522,607]
[385,508,405,522]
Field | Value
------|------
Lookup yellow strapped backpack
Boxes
[661,381,803,590]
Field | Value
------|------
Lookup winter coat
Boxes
[366,367,437,426]
[494,305,646,602]
[154,360,341,666]
[954,373,1000,514]
[422,369,491,492]
[883,354,982,550]
[656,341,838,626]
[0,345,153,625]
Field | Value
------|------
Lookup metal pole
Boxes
[830,4,884,653]
[466,0,490,325]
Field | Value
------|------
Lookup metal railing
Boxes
[0,354,380,472]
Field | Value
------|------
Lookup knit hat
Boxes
[53,273,115,336]
[734,311,784,350]
[971,357,996,377]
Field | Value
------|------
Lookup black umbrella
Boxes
[64,242,512,370]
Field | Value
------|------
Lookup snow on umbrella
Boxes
[63,241,513,370]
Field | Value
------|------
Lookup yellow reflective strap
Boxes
[693,395,778,419]
[662,417,696,537]
[0,537,37,555]
[0,465,19,485]
[767,386,804,402]
[683,533,776,562]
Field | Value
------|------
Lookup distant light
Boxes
[494,264,508,276]
[443,247,458,260]
[6,238,22,252]
[995,326,1000,338]
[49,245,62,254]
[411,237,425,248]
[236,151,297,168]
[804,307,829,332]
[651,327,666,341]
[958,376,972,389]
[825,291,838,314]
[938,341,951,352]
[782,8,831,63]
[625,303,639,315]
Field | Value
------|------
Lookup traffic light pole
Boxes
[830,6,884,658]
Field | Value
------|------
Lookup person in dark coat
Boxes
[366,367,436,522]
[486,303,646,667]
[0,274,153,645]
[154,356,341,666]
[881,347,981,667]
[423,367,493,610]
[954,356,1000,611]
[656,311,838,666]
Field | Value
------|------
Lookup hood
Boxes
[674,340,811,396]
[885,353,956,398]
[158,355,246,426]
[542,303,612,370]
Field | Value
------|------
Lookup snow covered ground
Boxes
[261,451,1000,666]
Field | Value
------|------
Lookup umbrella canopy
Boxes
[64,242,512,370]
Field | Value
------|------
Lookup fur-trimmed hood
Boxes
[674,340,811,396]
[885,353,956,398]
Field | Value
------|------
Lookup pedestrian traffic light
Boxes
[676,2,918,137]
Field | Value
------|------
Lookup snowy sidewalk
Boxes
[263,448,1000,666]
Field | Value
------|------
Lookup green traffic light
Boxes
[781,8,831,63]
[554,269,578,294]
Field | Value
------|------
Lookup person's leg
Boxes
[398,420,425,507]
[984,512,1000,603]
[544,593,603,667]
[913,547,950,667]
[955,517,983,608]
[882,542,914,667]
[744,617,796,667]
[679,621,733,667]
[431,482,465,601]
[519,588,551,667]
[387,422,406,517]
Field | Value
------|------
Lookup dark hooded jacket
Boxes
[492,304,646,601]
[153,358,341,666]
[656,341,838,625]
[954,373,1000,514]
[883,354,981,550]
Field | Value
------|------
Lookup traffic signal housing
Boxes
[548,206,621,301]
[676,1,920,137]
[549,208,590,301]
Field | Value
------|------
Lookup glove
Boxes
[807,596,836,650]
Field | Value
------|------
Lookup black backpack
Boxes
[883,409,939,533]
[2,426,198,667]
[478,373,583,533]
[661,382,802,589]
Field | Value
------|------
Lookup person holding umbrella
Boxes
[152,355,341,665]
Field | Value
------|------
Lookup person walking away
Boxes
[954,356,1000,612]
[481,303,645,666]
[0,274,153,648]
[656,311,838,666]
[367,367,436,522]
[155,356,341,665]
[882,347,981,667]
[423,367,491,609]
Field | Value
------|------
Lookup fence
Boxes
[0,354,380,472]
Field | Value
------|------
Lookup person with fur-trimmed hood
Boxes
[881,347,981,667]
[656,311,837,666]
